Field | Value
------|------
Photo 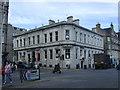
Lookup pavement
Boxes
[2,68,119,88]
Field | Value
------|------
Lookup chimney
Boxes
[67,16,73,22]
[110,22,114,29]
[73,19,79,25]
[92,28,97,33]
[96,22,101,29]
[49,20,55,25]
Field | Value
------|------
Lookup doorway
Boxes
[81,61,83,68]
[28,54,31,63]
[32,51,36,62]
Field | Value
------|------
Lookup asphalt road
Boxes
[2,68,119,88]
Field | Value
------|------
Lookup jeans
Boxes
[2,72,5,83]
[4,73,12,83]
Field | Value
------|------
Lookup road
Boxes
[2,68,119,88]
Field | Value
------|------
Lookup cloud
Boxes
[8,1,118,32]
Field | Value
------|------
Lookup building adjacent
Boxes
[92,23,120,67]
[0,0,9,66]
[7,24,27,61]
[13,16,104,68]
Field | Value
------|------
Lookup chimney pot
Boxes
[73,19,79,25]
[49,20,55,25]
[67,16,73,22]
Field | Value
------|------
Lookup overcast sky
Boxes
[8,0,119,32]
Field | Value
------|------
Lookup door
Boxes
[81,61,83,68]
[28,54,31,63]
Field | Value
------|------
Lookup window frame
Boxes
[50,33,52,42]
[65,49,70,59]
[55,31,58,41]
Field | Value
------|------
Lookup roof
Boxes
[13,21,103,37]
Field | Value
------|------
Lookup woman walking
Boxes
[4,62,12,84]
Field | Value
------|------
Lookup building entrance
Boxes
[32,51,36,62]
[81,61,83,68]
[28,54,31,63]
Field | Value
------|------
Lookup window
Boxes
[37,35,40,44]
[65,30,70,40]
[55,31,58,41]
[19,53,22,59]
[50,33,52,42]
[107,37,110,41]
[13,32,16,36]
[88,50,90,57]
[65,49,70,59]
[44,50,47,59]
[80,33,82,42]
[50,49,53,59]
[44,34,47,43]
[80,49,82,57]
[75,31,77,41]
[20,39,22,47]
[23,38,25,46]
[84,34,86,43]
[84,50,86,58]
[28,37,30,45]
[56,49,60,58]
[33,36,35,44]
[95,51,97,54]
[88,35,90,44]
[76,48,78,59]
[17,40,19,47]
[23,52,25,57]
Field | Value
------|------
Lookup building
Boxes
[7,24,27,61]
[13,16,104,68]
[0,0,9,66]
[92,23,120,67]
[0,0,3,68]
[118,31,120,62]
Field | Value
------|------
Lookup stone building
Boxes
[13,16,104,68]
[92,23,120,67]
[0,0,9,66]
[7,24,27,61]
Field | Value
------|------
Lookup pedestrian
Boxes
[34,64,38,69]
[1,63,5,84]
[68,64,70,69]
[11,63,14,73]
[4,62,12,84]
[14,64,17,71]
[76,63,80,69]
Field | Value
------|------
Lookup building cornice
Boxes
[13,22,103,37]
[13,40,104,51]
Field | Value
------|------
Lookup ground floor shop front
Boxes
[14,45,104,69]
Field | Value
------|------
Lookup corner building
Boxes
[13,16,104,69]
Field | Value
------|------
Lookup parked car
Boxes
[17,61,31,69]
[116,64,120,70]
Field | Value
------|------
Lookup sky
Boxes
[8,0,119,32]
